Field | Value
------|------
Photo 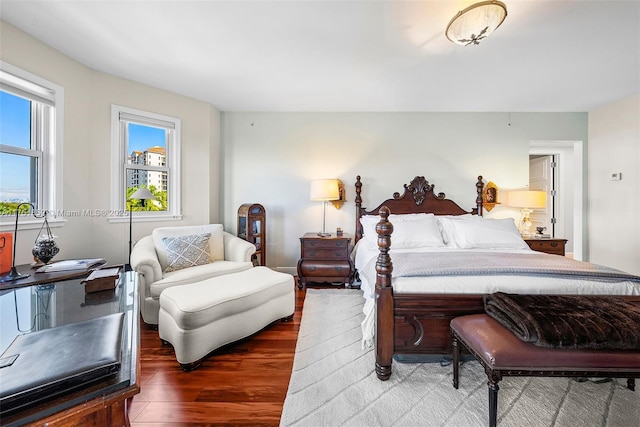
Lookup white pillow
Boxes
[163,233,212,272]
[360,213,435,243]
[359,215,379,242]
[390,217,445,248]
[153,224,224,271]
[436,215,477,246]
[444,217,529,250]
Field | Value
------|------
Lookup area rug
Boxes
[280,289,640,426]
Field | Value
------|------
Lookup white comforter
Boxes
[353,241,640,348]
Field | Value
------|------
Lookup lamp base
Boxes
[0,267,30,283]
[317,232,331,237]
[518,208,534,237]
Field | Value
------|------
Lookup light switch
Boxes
[610,172,622,181]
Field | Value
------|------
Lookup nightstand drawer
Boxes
[298,261,352,277]
[303,238,349,250]
[301,247,349,260]
[524,238,567,256]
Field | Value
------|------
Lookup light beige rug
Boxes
[280,289,640,426]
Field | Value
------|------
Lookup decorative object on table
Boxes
[0,202,46,283]
[310,179,340,237]
[536,226,547,235]
[237,203,266,266]
[127,187,156,272]
[81,266,121,293]
[32,213,59,265]
[482,181,500,212]
[445,0,508,46]
[0,232,12,274]
[506,190,547,237]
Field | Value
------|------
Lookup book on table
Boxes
[36,258,107,273]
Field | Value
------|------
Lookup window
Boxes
[110,105,181,221]
[0,62,63,228]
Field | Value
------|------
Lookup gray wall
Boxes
[221,112,588,273]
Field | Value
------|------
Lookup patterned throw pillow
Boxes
[162,233,212,272]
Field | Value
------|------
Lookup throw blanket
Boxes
[484,292,640,350]
[390,251,640,283]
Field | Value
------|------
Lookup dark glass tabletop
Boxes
[0,270,138,425]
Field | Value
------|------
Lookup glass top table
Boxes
[0,268,139,426]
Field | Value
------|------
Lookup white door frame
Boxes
[529,141,584,260]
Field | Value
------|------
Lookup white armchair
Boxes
[131,224,256,325]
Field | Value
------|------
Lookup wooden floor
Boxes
[128,284,312,426]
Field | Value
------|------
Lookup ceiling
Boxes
[2,0,639,112]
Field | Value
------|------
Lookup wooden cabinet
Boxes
[297,233,354,289]
[524,238,567,256]
[237,203,265,266]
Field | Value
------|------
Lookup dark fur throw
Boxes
[484,293,640,350]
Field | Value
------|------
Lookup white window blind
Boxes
[0,70,55,106]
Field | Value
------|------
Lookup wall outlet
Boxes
[610,172,622,181]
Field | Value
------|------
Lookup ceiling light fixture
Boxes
[446,0,508,46]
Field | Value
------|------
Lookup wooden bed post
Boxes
[375,206,394,380]
[476,175,484,216]
[355,175,363,243]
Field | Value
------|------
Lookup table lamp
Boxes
[310,179,340,237]
[127,188,156,271]
[507,190,547,237]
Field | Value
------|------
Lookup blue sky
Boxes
[0,91,165,202]
[0,91,31,202]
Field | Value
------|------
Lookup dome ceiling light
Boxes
[446,1,508,46]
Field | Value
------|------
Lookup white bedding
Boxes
[353,240,640,349]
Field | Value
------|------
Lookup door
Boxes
[529,155,555,236]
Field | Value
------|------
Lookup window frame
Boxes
[110,105,182,223]
[0,61,64,231]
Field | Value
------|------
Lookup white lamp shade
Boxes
[310,179,340,201]
[446,0,507,46]
[129,187,155,201]
[507,190,547,209]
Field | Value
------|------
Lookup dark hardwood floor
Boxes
[129,284,319,426]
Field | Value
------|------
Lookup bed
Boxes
[353,175,640,381]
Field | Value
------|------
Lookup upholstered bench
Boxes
[159,266,295,370]
[450,314,640,427]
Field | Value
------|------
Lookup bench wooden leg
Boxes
[452,334,460,389]
[628,378,636,391]
[488,379,500,427]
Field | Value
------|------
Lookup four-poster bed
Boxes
[353,175,640,380]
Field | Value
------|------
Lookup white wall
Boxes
[588,94,640,275]
[1,21,221,266]
[222,112,588,273]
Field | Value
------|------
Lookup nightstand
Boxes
[524,238,567,256]
[297,233,354,289]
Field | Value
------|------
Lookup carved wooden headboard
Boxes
[354,175,484,243]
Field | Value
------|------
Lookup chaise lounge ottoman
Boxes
[158,266,295,370]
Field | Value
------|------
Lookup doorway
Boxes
[529,154,556,236]
[529,141,584,260]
